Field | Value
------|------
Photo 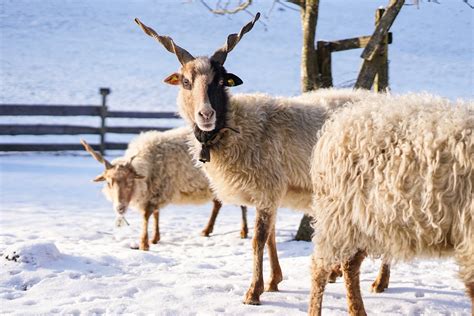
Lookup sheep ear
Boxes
[164,73,181,85]
[93,174,106,182]
[224,73,243,87]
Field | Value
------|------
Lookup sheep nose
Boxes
[199,109,215,120]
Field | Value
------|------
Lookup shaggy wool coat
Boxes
[310,93,474,284]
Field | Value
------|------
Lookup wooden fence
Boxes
[1,5,402,155]
[0,88,180,154]
[316,7,394,91]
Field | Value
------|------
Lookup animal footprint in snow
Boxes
[414,291,425,298]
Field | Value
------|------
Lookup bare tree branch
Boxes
[408,0,473,7]
[462,0,474,8]
[200,0,252,15]
[286,0,304,8]
[199,0,268,30]
[267,0,278,17]
[277,0,301,12]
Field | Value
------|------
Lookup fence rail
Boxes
[0,104,102,116]
[316,7,393,90]
[0,143,128,152]
[0,88,181,154]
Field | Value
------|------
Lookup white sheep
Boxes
[134,14,387,304]
[81,127,249,251]
[308,93,473,315]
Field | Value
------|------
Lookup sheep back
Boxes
[190,89,373,211]
[310,93,473,268]
[123,127,213,210]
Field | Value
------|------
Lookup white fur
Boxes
[310,93,474,285]
[103,127,213,212]
[182,89,375,212]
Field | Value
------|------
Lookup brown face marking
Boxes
[174,58,242,147]
[177,58,221,132]
[102,164,139,213]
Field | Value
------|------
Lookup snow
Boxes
[0,0,472,110]
[3,242,61,266]
[0,155,471,315]
[0,0,473,315]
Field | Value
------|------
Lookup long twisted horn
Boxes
[134,18,195,66]
[211,12,260,65]
[80,139,113,170]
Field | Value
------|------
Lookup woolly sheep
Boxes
[134,14,393,304]
[308,93,473,315]
[81,128,249,251]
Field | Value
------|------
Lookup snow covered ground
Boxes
[0,155,471,315]
[0,0,473,315]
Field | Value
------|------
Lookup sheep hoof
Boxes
[242,296,261,305]
[201,230,211,237]
[327,274,339,283]
[151,237,160,244]
[265,283,279,292]
[240,230,248,239]
[243,290,262,305]
[371,280,388,293]
[139,244,150,251]
[327,265,343,283]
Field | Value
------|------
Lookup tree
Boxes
[288,0,321,241]
[200,0,322,93]
[294,0,321,92]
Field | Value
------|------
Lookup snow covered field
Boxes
[0,0,473,315]
[1,0,472,109]
[0,155,471,315]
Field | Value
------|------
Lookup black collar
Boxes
[193,125,239,163]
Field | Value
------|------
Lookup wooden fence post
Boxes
[317,41,333,88]
[355,0,403,90]
[99,88,110,155]
[374,8,389,92]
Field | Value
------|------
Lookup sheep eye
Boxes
[182,78,191,89]
[218,79,224,86]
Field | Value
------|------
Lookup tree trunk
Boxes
[295,214,314,241]
[300,0,321,92]
[296,0,319,240]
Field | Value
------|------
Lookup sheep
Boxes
[308,93,473,315]
[133,13,390,304]
[80,127,249,251]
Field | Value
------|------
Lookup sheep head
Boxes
[80,140,145,215]
[134,13,259,132]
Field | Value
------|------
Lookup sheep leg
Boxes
[457,251,474,314]
[308,255,330,316]
[151,209,160,244]
[342,250,367,316]
[371,256,391,293]
[243,208,274,305]
[328,263,343,283]
[201,199,222,237]
[240,205,249,239]
[466,282,474,315]
[265,226,283,292]
[139,208,153,251]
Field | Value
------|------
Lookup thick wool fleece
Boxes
[310,93,473,284]
[184,89,375,212]
[103,127,213,211]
